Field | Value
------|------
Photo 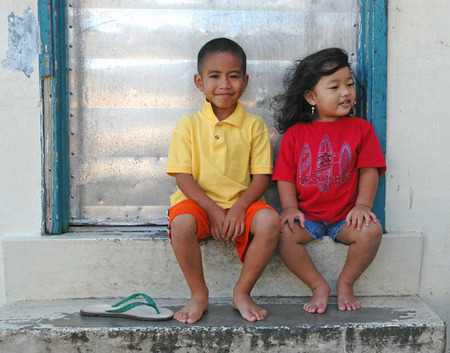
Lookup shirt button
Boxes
[215,135,220,139]
[218,123,222,127]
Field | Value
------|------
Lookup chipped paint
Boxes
[2,7,39,77]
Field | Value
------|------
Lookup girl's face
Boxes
[304,67,356,122]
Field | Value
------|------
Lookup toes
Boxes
[174,312,188,323]
[245,308,267,321]
[316,306,326,314]
[232,294,267,322]
[338,300,361,311]
[174,309,202,324]
[303,303,317,313]
[354,300,362,310]
[338,302,351,311]
[255,308,267,321]
[246,314,257,322]
[303,302,327,314]
[187,315,198,324]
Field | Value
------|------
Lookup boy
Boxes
[166,38,280,324]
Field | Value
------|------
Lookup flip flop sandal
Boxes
[80,293,174,321]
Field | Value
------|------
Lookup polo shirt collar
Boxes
[202,101,245,128]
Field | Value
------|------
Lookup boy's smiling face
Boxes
[194,51,248,121]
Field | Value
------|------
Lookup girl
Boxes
[272,48,386,314]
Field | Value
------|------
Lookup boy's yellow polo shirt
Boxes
[167,101,273,209]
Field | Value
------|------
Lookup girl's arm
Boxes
[346,167,380,230]
[175,173,227,242]
[277,180,305,232]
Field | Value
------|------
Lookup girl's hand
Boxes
[345,204,378,231]
[280,207,306,232]
[222,203,246,243]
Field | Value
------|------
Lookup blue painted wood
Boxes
[53,0,70,234]
[38,1,52,76]
[358,0,387,229]
[38,0,70,234]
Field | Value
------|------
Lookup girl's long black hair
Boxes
[271,48,352,134]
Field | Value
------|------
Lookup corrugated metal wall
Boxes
[67,0,359,226]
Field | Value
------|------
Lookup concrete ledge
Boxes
[3,232,422,301]
[0,296,445,353]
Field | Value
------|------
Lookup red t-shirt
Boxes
[273,117,386,223]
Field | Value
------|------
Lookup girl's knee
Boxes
[279,229,293,248]
[279,224,312,247]
[359,222,383,246]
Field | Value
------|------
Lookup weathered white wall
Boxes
[0,0,42,306]
[386,0,450,348]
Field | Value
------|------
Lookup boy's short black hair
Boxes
[197,38,247,75]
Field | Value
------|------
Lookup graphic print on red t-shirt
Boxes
[299,142,312,186]
[299,134,351,193]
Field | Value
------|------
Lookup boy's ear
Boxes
[243,74,249,91]
[304,90,316,106]
[194,74,204,92]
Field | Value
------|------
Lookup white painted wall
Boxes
[0,0,448,348]
[0,0,42,306]
[386,0,450,349]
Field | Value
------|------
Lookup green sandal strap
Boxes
[111,293,156,308]
[109,293,160,314]
[106,301,159,314]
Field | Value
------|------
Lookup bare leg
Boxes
[335,222,382,311]
[170,214,209,324]
[232,209,280,321]
[278,224,330,314]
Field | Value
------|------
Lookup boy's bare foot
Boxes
[337,283,361,311]
[174,294,209,324]
[232,293,267,322]
[303,283,330,314]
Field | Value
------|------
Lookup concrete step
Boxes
[3,232,423,301]
[0,296,445,353]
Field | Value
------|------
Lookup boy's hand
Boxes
[223,203,246,243]
[280,207,305,232]
[207,205,228,242]
[345,204,378,231]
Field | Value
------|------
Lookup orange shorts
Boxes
[167,199,276,263]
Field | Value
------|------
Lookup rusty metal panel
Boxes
[67,0,359,226]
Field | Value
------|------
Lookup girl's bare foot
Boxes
[303,283,330,314]
[337,283,361,311]
[232,292,267,322]
[174,294,209,324]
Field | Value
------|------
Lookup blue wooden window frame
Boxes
[38,0,387,234]
[39,0,70,234]
[358,0,387,228]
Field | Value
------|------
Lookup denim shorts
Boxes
[296,218,347,244]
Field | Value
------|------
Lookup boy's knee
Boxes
[252,209,281,239]
[170,214,197,239]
